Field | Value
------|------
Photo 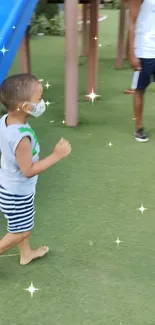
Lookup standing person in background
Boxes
[128,0,155,142]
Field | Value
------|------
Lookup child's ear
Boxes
[22,102,30,113]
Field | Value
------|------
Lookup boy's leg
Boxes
[18,237,49,265]
[134,89,149,142]
[0,231,31,255]
[131,59,151,142]
[0,190,49,265]
[133,89,145,130]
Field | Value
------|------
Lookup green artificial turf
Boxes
[1,10,155,325]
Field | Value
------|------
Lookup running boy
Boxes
[128,0,155,142]
[0,73,71,265]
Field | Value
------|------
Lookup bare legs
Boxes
[18,237,49,265]
[0,231,31,254]
[0,231,49,265]
[133,89,144,129]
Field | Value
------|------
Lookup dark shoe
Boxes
[135,128,149,142]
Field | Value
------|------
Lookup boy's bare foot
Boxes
[20,246,49,265]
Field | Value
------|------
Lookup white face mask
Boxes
[27,99,46,118]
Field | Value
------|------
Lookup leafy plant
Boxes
[0,105,6,117]
[104,0,121,9]
[50,12,65,36]
[29,5,65,36]
[36,3,58,20]
[30,13,52,36]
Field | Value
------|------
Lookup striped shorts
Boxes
[0,186,35,233]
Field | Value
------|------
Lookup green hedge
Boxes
[30,3,65,36]
[35,3,58,19]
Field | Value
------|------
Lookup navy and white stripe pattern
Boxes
[0,186,35,233]
[131,71,141,90]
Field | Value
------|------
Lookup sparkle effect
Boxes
[39,79,44,82]
[0,46,9,55]
[45,101,51,107]
[86,89,100,103]
[45,82,51,89]
[137,204,147,215]
[94,36,98,41]
[114,237,123,247]
[25,282,39,298]
[99,43,102,47]
[62,120,65,124]
[12,25,16,29]
[108,142,113,147]
[89,240,94,246]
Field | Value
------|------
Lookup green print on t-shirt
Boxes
[19,127,39,157]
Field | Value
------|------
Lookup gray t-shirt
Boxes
[0,114,40,195]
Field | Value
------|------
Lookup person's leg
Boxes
[133,89,145,130]
[0,188,49,265]
[18,237,49,265]
[134,89,149,142]
[131,59,151,142]
[0,231,31,254]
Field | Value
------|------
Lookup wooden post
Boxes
[65,0,78,126]
[81,4,88,56]
[125,31,130,61]
[86,0,99,95]
[19,28,31,73]
[123,5,135,94]
[115,1,126,69]
[124,7,129,60]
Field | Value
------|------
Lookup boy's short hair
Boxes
[0,73,40,110]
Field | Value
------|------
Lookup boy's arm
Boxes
[128,0,143,70]
[15,137,71,178]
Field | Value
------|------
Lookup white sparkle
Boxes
[108,142,113,147]
[86,89,100,103]
[45,101,51,107]
[94,36,98,41]
[114,237,123,247]
[99,43,102,47]
[0,46,9,55]
[62,120,65,124]
[137,204,147,215]
[25,282,39,298]
[50,120,54,123]
[12,26,16,29]
[89,240,94,246]
[39,79,44,82]
[45,82,51,89]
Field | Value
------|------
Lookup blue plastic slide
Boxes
[0,0,38,85]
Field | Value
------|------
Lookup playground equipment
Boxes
[115,0,135,94]
[115,0,128,69]
[0,0,38,84]
[0,0,129,127]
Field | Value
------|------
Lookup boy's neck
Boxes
[7,111,27,125]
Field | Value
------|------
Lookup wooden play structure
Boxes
[19,0,130,127]
[115,0,135,94]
